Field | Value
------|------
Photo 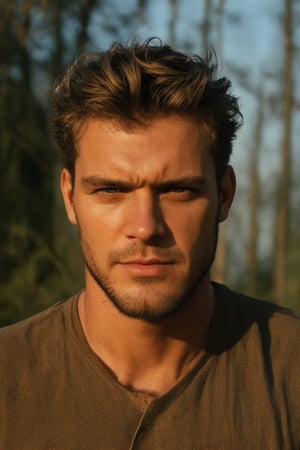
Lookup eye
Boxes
[165,184,196,194]
[90,186,127,204]
[92,185,128,195]
[160,185,199,201]
[97,187,121,194]
[168,186,189,193]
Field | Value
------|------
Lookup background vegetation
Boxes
[1,0,299,326]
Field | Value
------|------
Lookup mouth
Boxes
[120,259,173,265]
[118,259,174,276]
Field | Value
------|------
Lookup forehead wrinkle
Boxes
[76,117,215,187]
[79,173,209,192]
[88,156,171,187]
[78,145,213,190]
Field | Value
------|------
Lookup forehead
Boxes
[75,116,215,181]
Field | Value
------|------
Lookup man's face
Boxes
[61,116,235,322]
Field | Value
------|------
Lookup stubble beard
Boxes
[78,222,219,324]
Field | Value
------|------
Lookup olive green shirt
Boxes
[0,284,299,449]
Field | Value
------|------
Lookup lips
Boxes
[120,259,172,265]
[118,259,173,276]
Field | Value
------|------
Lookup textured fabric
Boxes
[0,284,299,449]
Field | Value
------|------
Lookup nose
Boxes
[123,190,166,242]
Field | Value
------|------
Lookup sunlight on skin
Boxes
[61,115,236,395]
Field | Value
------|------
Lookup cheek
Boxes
[74,202,115,246]
[167,201,217,252]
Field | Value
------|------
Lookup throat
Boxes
[112,348,206,398]
[78,283,215,398]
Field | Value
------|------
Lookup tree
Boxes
[0,0,90,325]
[215,0,225,57]
[201,0,213,50]
[274,0,294,304]
[247,81,265,295]
[169,0,178,46]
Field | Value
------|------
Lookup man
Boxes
[0,38,299,449]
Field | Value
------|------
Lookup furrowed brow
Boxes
[158,176,208,188]
[80,176,131,189]
[80,175,208,190]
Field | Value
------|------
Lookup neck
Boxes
[78,277,215,397]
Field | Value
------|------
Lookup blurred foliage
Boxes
[0,0,299,326]
[0,0,87,325]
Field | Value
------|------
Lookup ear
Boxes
[60,169,78,225]
[218,165,236,223]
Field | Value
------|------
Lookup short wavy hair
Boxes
[51,37,242,182]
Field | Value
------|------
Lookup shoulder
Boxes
[214,282,300,326]
[211,283,300,354]
[210,284,300,440]
[210,284,300,393]
[0,294,79,360]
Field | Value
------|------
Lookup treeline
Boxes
[0,0,299,326]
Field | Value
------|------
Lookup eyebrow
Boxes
[159,176,208,188]
[80,176,132,189]
[80,175,208,189]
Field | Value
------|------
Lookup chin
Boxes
[103,285,193,323]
